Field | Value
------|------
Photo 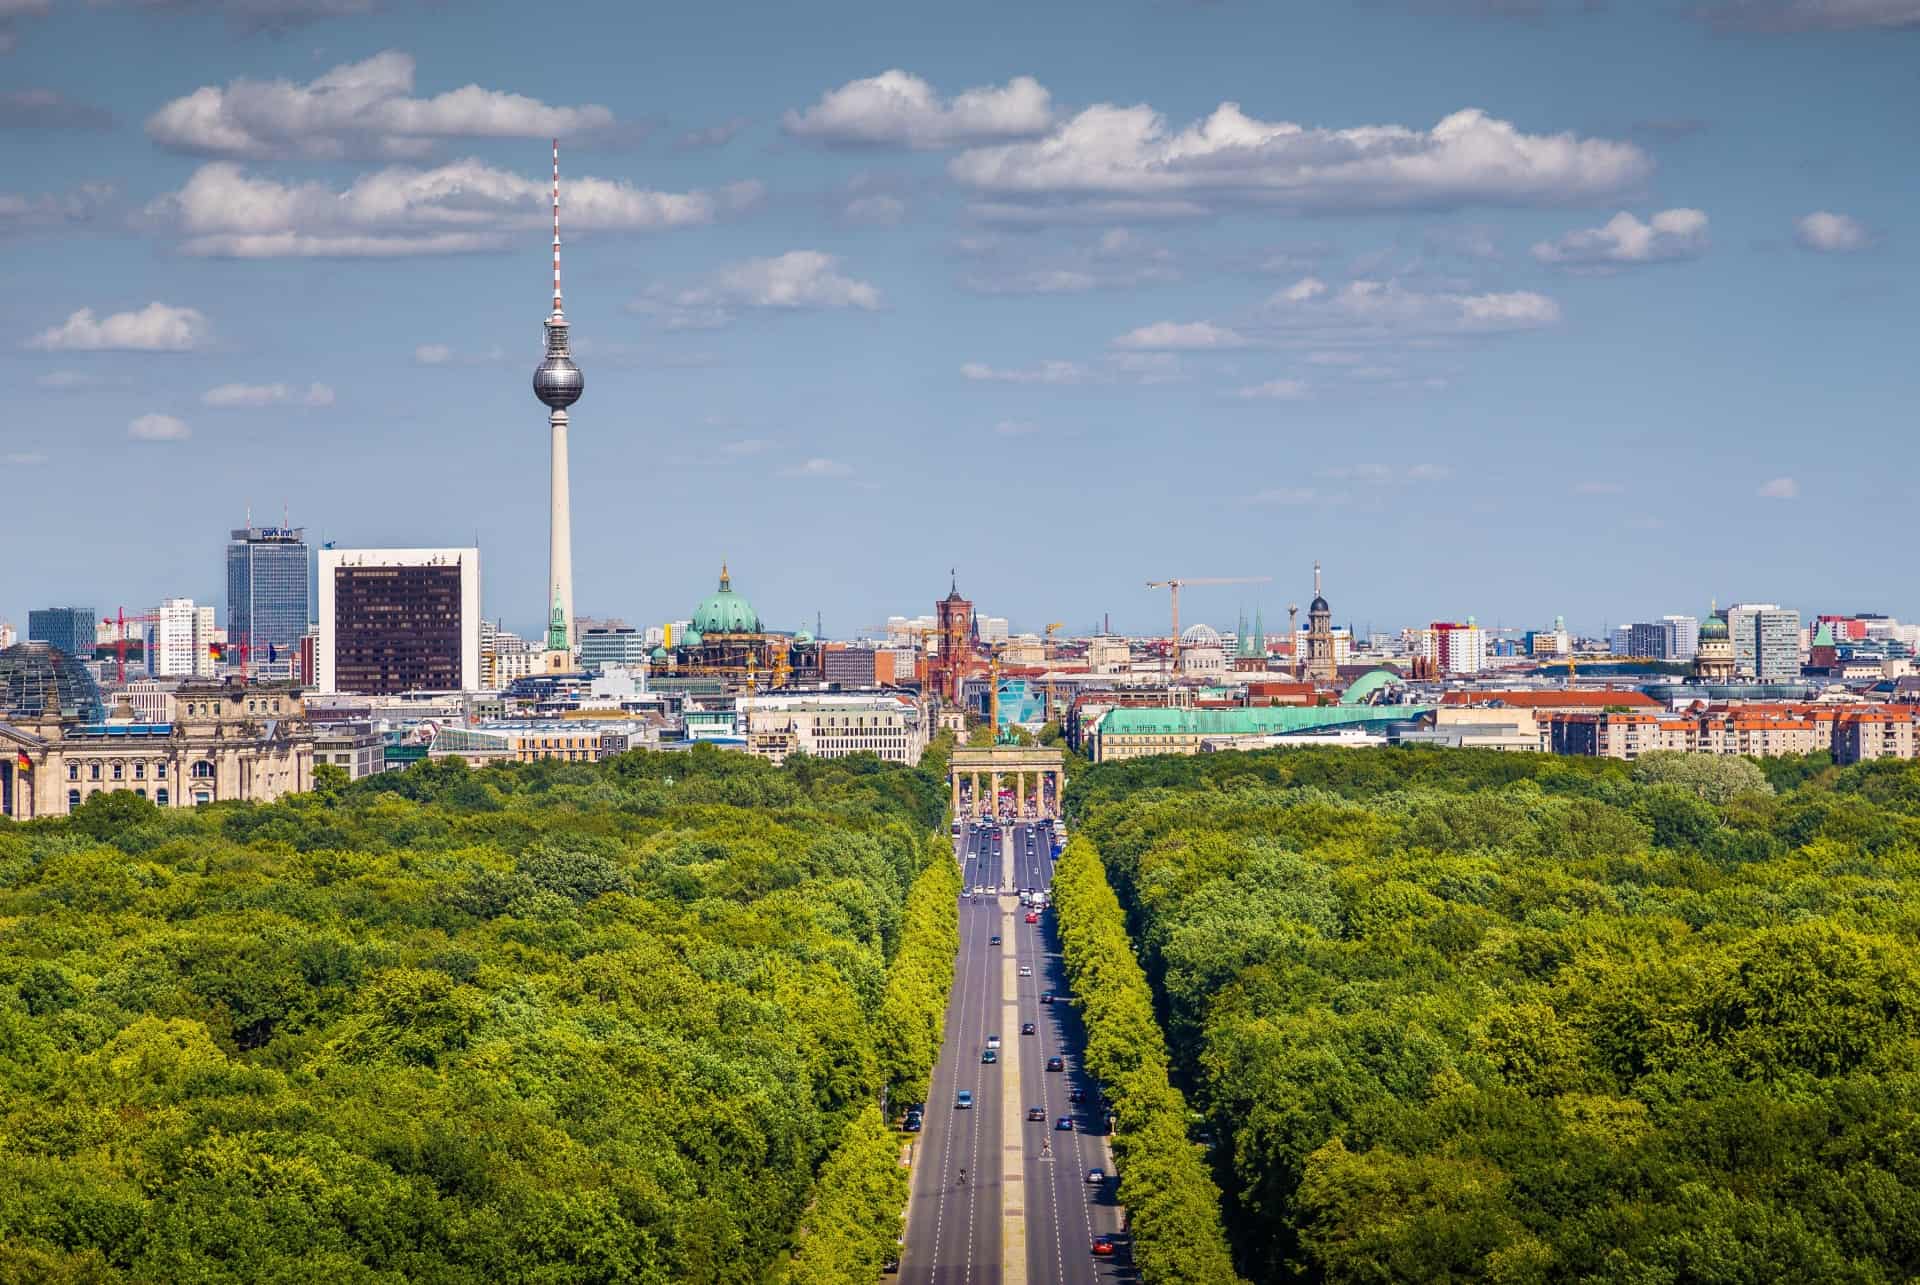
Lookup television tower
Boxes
[532,139,583,654]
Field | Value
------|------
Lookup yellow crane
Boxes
[1146,576,1272,677]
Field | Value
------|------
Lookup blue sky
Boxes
[1,0,1914,641]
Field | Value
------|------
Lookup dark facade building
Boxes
[823,646,878,687]
[227,524,310,675]
[27,607,96,662]
[333,564,462,694]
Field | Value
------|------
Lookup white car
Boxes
[1019,965,1033,977]
[987,1034,1002,1050]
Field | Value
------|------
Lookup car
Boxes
[903,1109,923,1131]
[981,1048,998,1064]
[955,1090,973,1109]
[1091,1235,1115,1257]
[1019,964,1033,977]
[1041,991,1054,1004]
[1055,1116,1074,1132]
[989,934,1002,946]
[1047,1056,1065,1072]
[1025,912,1039,924]
[1027,1106,1046,1121]
[987,1034,1001,1050]
[1086,1167,1106,1185]
[1021,1022,1036,1035]
[1068,1087,1086,1104]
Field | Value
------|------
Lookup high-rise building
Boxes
[1662,614,1700,661]
[1421,620,1487,676]
[154,598,217,678]
[579,626,650,673]
[1628,621,1673,660]
[1728,603,1801,681]
[27,607,96,661]
[977,616,1011,645]
[317,548,481,694]
[226,524,310,675]
[0,622,15,650]
[532,140,583,658]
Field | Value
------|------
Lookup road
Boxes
[899,817,1132,1283]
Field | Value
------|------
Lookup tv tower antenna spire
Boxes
[533,139,584,657]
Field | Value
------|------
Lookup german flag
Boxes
[14,750,29,772]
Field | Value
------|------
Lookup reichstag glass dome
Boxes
[0,642,105,722]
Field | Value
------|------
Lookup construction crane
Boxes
[1145,577,1272,677]
[1043,623,1065,720]
[101,608,159,687]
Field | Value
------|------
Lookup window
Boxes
[156,789,169,806]
[67,789,80,810]
[67,763,78,781]
[156,762,167,780]
[133,761,145,780]
[191,761,215,780]
[89,763,100,781]
[112,762,123,781]
[134,788,146,799]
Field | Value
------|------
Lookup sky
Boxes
[0,0,1915,642]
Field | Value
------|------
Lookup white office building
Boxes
[1728,603,1802,681]
[740,693,929,766]
[153,598,217,678]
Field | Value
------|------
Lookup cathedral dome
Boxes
[691,564,760,634]
[1700,613,1729,640]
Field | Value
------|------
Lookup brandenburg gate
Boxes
[949,744,1067,822]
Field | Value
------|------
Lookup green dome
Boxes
[650,645,669,660]
[1700,612,1729,640]
[793,630,814,645]
[691,564,759,634]
[680,628,703,647]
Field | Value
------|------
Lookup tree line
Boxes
[1068,745,1920,1283]
[0,744,954,1283]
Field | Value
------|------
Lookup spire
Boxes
[1314,560,1322,598]
[551,138,564,320]
[719,561,731,592]
[1255,606,1265,654]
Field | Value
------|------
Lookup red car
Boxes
[1091,1235,1115,1257]
[1025,912,1039,924]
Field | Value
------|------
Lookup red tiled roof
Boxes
[1442,690,1661,710]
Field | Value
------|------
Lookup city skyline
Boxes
[2,1,1914,633]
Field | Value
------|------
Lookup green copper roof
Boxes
[1096,704,1429,737]
[1338,668,1402,706]
[691,563,760,634]
[1812,621,1836,648]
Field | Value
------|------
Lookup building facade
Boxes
[227,525,310,676]
[579,626,649,673]
[154,597,217,678]
[740,693,929,766]
[1728,604,1802,681]
[318,547,482,695]
[27,607,96,661]
[0,678,311,820]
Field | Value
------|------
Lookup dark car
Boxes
[902,1112,923,1133]
[1041,991,1054,1004]
[1055,1116,1074,1131]
[1068,1087,1086,1104]
[1021,1022,1036,1035]
[1046,1056,1064,1072]
[989,935,1001,946]
[1027,1105,1046,1121]
[1091,1235,1115,1257]
[982,1048,998,1064]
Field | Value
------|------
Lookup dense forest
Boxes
[0,747,953,1283]
[1070,747,1920,1284]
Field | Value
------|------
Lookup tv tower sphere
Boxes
[534,347,583,408]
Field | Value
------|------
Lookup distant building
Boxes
[1420,620,1487,676]
[317,547,482,695]
[227,524,310,675]
[1305,563,1338,682]
[27,607,96,661]
[311,724,389,779]
[823,646,879,687]
[1662,614,1700,661]
[1728,603,1801,681]
[0,622,14,650]
[0,642,106,722]
[740,693,929,766]
[579,625,650,673]
[154,598,217,678]
[1527,617,1572,658]
[1693,607,1738,681]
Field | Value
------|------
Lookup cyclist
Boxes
[956,1168,967,1187]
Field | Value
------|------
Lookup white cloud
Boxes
[1406,462,1453,481]
[0,182,116,236]
[1280,276,1327,302]
[203,381,334,407]
[639,252,880,328]
[784,457,853,478]
[784,69,1053,149]
[844,193,908,224]
[1235,379,1309,400]
[146,52,621,160]
[958,226,1178,295]
[1270,279,1561,334]
[1249,486,1324,506]
[144,160,756,259]
[1704,0,1920,31]
[723,437,774,456]
[1112,320,1249,350]
[128,413,190,441]
[1757,476,1800,499]
[28,302,209,351]
[3,451,46,466]
[949,104,1650,219]
[677,118,749,149]
[960,359,1089,385]
[414,344,452,365]
[1532,208,1709,267]
[1794,210,1871,253]
[412,343,505,366]
[1307,351,1363,366]
[993,419,1040,436]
